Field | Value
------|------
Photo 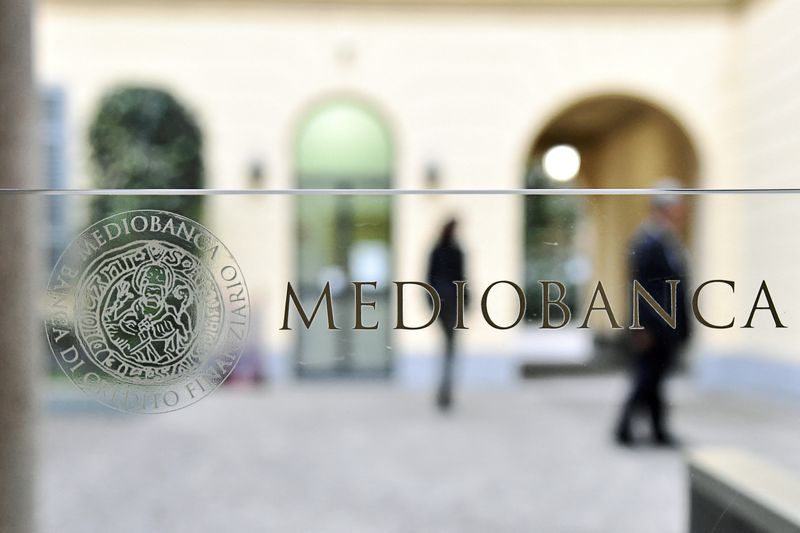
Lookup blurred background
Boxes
[2,0,800,531]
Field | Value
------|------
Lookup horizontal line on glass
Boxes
[1,187,800,196]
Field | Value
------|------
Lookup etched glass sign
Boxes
[45,209,249,413]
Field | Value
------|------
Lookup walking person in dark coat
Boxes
[615,180,691,446]
[427,218,467,411]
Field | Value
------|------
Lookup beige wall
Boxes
[36,1,735,358]
[703,0,800,363]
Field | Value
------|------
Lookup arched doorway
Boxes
[294,98,394,377]
[524,95,699,353]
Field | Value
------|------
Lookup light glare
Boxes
[543,144,581,182]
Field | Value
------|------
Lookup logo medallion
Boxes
[45,210,249,413]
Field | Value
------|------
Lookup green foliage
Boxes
[524,165,583,321]
[88,86,204,222]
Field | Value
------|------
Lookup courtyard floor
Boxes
[39,375,800,533]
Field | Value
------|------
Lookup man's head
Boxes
[440,218,458,243]
[650,178,687,233]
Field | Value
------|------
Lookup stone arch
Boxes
[522,93,699,337]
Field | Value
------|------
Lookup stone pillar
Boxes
[0,0,38,531]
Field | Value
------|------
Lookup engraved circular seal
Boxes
[45,210,250,413]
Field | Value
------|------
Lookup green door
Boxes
[295,100,393,377]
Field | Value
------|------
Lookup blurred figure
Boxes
[615,179,691,447]
[427,218,467,411]
[227,301,267,385]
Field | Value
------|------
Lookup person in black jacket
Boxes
[427,218,467,411]
[615,182,691,446]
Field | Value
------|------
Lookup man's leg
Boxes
[650,349,677,445]
[437,332,455,411]
[616,360,648,443]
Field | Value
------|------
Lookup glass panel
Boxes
[3,190,800,531]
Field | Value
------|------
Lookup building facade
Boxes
[36,0,800,391]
